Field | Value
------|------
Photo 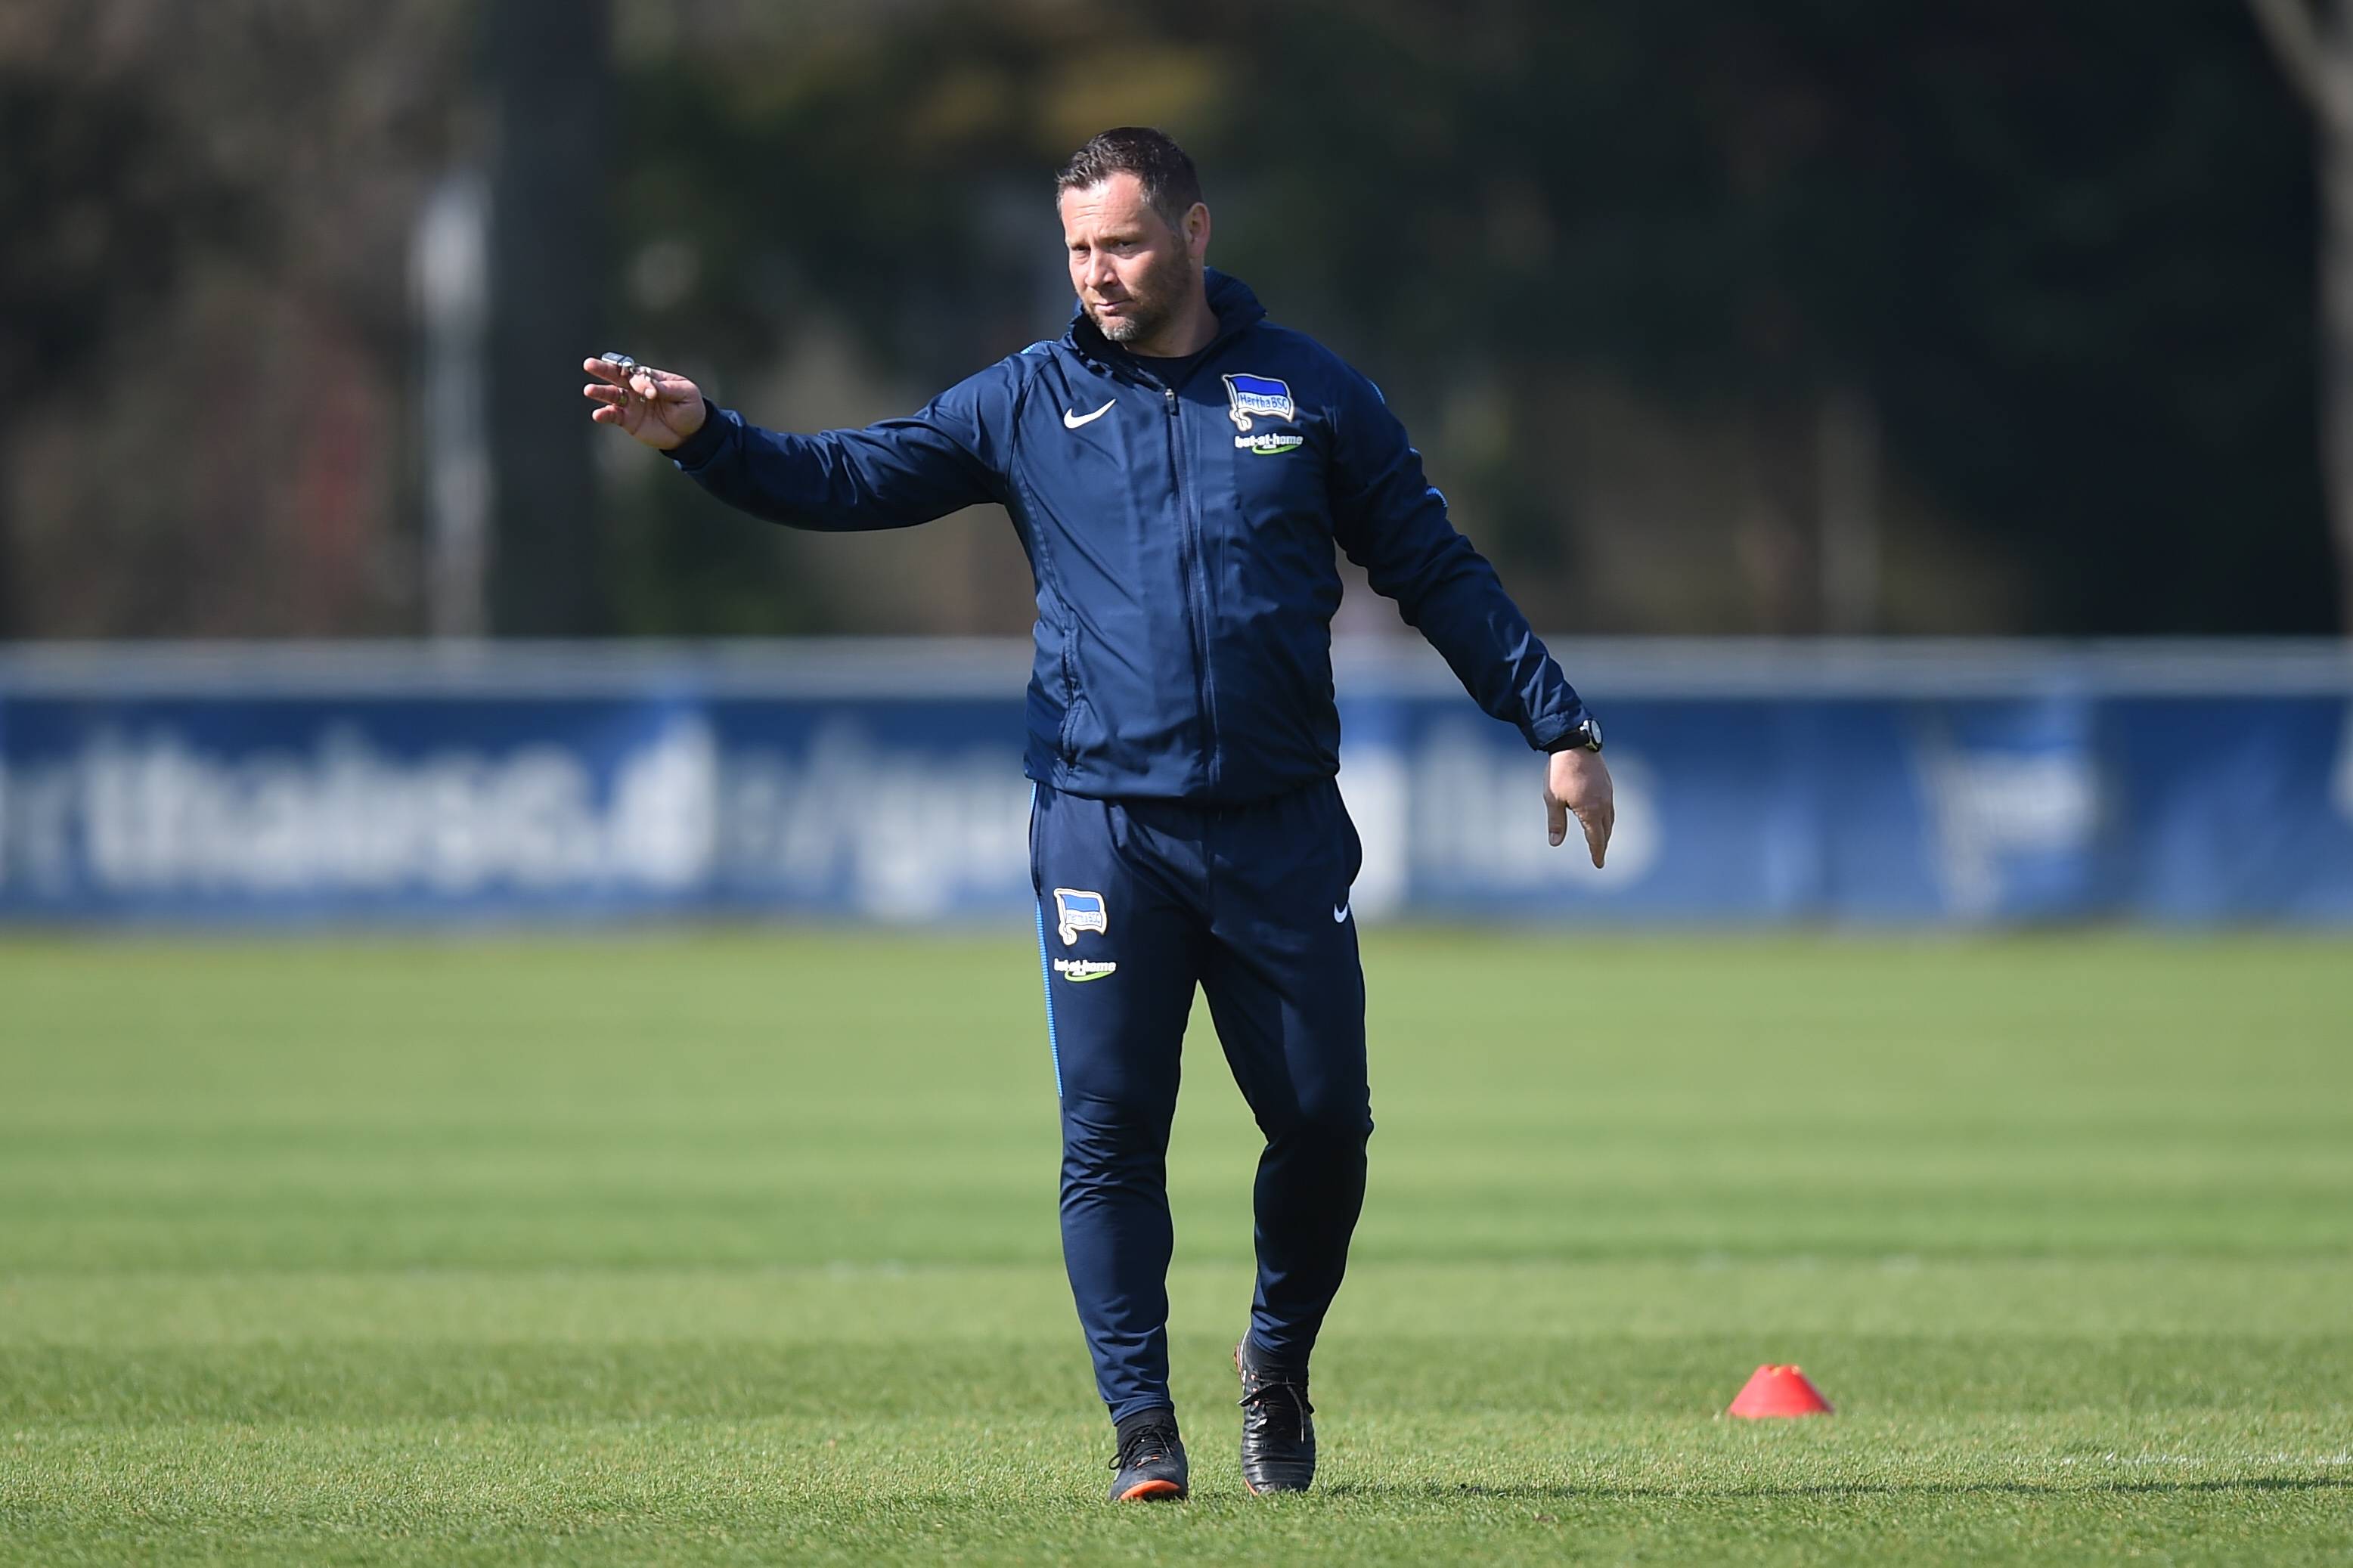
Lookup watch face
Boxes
[1583,716,1603,750]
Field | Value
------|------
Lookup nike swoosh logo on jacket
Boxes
[662,270,1586,804]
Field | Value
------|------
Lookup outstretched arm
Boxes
[1328,371,1614,865]
[582,355,1009,532]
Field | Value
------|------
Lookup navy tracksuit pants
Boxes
[1031,777,1373,1425]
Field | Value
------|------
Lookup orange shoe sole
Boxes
[1114,1478,1186,1502]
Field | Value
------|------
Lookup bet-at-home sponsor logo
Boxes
[1053,958,1118,983]
[1235,431,1304,455]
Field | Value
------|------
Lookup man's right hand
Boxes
[581,357,706,450]
[1545,747,1614,868]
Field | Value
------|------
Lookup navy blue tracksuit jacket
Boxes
[665,268,1588,1427]
[664,270,1589,797]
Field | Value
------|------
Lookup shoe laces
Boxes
[1111,1419,1180,1473]
[1239,1368,1314,1439]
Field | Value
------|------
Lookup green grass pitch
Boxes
[2,931,2349,1564]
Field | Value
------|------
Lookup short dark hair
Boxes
[1055,127,1204,229]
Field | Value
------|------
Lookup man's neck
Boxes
[1126,287,1218,360]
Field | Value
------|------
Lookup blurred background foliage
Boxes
[0,0,2334,638]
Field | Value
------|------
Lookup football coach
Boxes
[583,127,1614,1503]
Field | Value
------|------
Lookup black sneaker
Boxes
[1106,1413,1189,1502]
[1234,1337,1316,1494]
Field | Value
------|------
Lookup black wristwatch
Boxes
[1549,714,1604,753]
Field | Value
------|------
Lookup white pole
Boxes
[411,168,491,640]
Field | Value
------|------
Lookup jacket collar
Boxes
[1064,268,1266,376]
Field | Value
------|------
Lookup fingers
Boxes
[1576,801,1614,869]
[586,358,680,399]
[585,383,634,429]
[1546,793,1567,848]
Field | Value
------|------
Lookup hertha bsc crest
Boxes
[1223,373,1296,432]
[1052,887,1108,946]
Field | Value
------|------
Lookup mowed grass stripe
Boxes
[5,935,2348,1275]
[8,1260,2353,1346]
[8,1198,2348,1272]
[6,1416,2350,1567]
[7,1334,2351,1424]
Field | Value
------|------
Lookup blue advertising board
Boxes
[3,640,2351,925]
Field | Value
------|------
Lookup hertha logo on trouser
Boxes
[1029,777,1370,1426]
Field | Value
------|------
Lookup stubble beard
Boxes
[1089,248,1196,347]
[1093,305,1153,345]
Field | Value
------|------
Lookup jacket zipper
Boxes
[1164,383,1219,794]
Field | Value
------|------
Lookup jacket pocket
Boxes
[1054,634,1087,763]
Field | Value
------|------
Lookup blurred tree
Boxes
[0,0,467,639]
[1200,0,2325,633]
[0,67,234,635]
[2248,0,2353,633]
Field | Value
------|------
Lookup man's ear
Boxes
[1184,202,1211,261]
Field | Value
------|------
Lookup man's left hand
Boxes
[1545,749,1614,867]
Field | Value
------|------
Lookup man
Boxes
[582,127,1613,1502]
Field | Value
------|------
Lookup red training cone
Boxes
[1726,1364,1834,1418]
